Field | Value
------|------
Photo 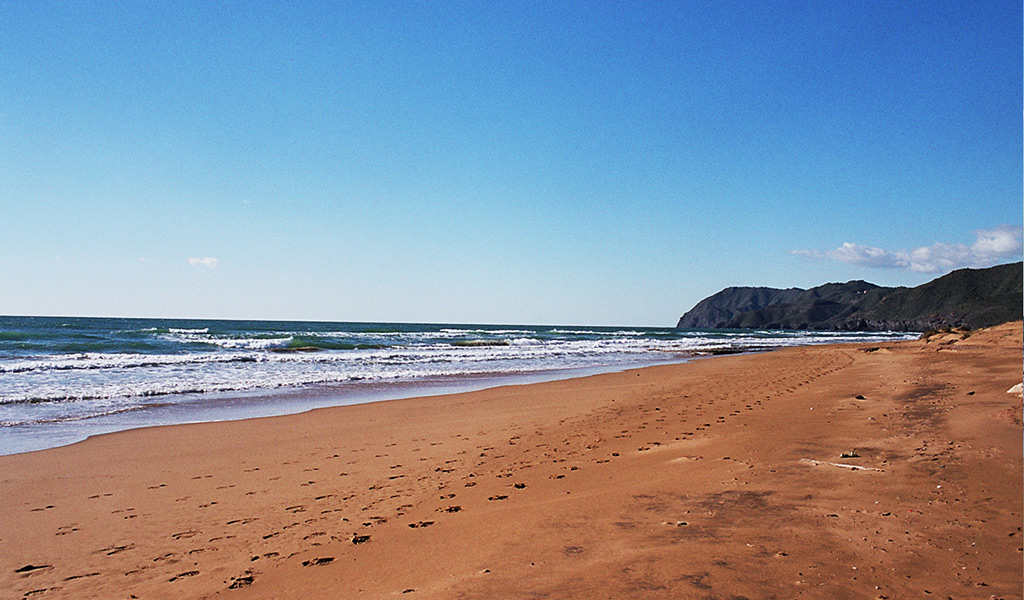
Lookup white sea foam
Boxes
[548,329,650,336]
[439,328,534,335]
[203,336,293,350]
[0,322,915,431]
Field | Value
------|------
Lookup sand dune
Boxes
[2,322,1020,599]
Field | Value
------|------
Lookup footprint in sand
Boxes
[172,531,197,540]
[99,543,134,556]
[228,573,255,588]
[14,564,51,574]
[226,518,258,526]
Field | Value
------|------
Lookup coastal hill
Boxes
[677,261,1022,331]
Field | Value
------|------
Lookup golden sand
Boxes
[2,322,1020,599]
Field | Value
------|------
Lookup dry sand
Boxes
[2,322,1021,600]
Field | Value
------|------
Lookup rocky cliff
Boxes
[677,262,1022,331]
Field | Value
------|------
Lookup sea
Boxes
[0,316,915,455]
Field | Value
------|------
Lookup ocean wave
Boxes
[439,328,535,335]
[0,353,263,374]
[203,336,293,350]
[0,404,149,427]
[0,320,916,429]
[449,339,511,347]
[0,360,555,407]
[157,332,293,350]
[547,329,648,336]
[0,331,52,342]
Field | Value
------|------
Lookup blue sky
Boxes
[1,1,1021,326]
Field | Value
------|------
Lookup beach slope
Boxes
[2,322,1021,599]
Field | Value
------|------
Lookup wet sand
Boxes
[2,322,1021,599]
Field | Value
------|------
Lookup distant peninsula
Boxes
[677,262,1022,332]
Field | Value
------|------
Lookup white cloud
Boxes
[188,256,220,268]
[795,226,1022,273]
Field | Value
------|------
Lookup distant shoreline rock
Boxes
[677,262,1022,332]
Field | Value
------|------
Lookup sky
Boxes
[1,1,1021,326]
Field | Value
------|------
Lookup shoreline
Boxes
[1,354,696,457]
[2,323,1020,599]
[2,339,886,458]
[2,344,819,458]
[0,316,915,458]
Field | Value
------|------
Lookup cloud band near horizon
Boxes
[794,226,1023,273]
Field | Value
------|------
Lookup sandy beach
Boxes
[1,322,1020,600]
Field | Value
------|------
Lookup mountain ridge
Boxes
[677,262,1022,331]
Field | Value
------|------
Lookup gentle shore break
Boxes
[1,322,1020,599]
[0,316,912,456]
